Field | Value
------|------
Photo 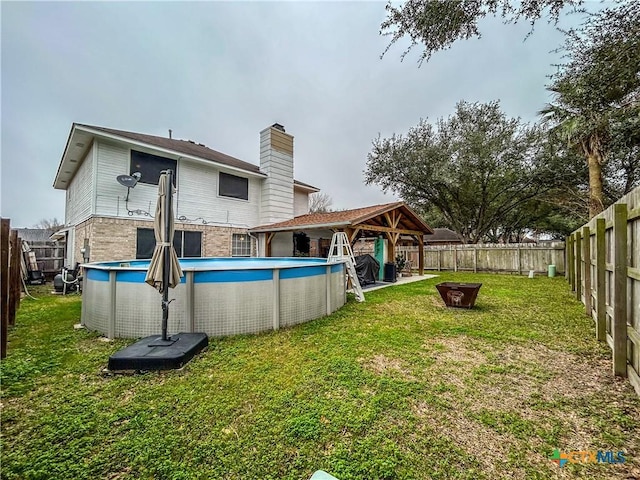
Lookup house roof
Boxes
[53,123,320,191]
[426,228,463,243]
[250,201,434,235]
[14,228,57,243]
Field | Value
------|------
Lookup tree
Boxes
[365,101,570,243]
[33,218,63,231]
[540,1,640,216]
[380,0,582,64]
[309,192,333,213]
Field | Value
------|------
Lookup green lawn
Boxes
[1,273,639,480]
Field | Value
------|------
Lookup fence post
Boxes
[1,218,9,359]
[568,235,575,291]
[437,249,441,271]
[8,230,19,326]
[595,218,606,341]
[575,231,582,302]
[612,204,628,377]
[15,236,22,311]
[453,246,457,272]
[473,247,478,273]
[582,226,592,316]
[565,238,570,280]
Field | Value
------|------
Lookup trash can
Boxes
[436,282,482,308]
[383,262,397,283]
[548,265,556,277]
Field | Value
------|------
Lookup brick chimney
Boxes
[260,123,294,224]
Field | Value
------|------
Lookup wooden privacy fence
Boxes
[1,218,24,359]
[397,243,565,275]
[566,187,640,395]
[25,241,65,278]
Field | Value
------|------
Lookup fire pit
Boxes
[436,282,482,309]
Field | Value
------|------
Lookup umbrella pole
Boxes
[161,169,173,342]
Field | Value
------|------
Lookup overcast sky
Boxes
[1,1,595,228]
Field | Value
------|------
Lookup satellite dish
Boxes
[116,172,141,188]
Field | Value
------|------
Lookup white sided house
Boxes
[53,123,318,266]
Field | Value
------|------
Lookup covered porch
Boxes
[249,202,434,275]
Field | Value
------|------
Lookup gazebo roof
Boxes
[250,201,434,236]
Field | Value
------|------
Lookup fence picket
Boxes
[612,204,628,377]
[595,218,606,342]
[583,226,591,316]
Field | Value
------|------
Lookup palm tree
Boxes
[540,80,609,218]
[540,1,640,218]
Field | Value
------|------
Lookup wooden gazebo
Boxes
[250,202,433,275]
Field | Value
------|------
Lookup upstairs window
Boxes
[219,172,248,200]
[131,150,177,186]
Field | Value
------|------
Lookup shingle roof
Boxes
[74,124,318,190]
[15,229,57,243]
[80,124,263,173]
[427,228,463,243]
[251,202,433,234]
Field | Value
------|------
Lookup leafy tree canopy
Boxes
[365,101,573,242]
[380,0,582,64]
[541,1,639,216]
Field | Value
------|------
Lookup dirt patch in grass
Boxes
[413,400,551,479]
[423,336,619,404]
[360,354,415,380]
[425,337,489,364]
[414,336,640,479]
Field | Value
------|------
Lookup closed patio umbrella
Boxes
[145,169,183,342]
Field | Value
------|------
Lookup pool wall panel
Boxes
[114,282,189,338]
[279,275,326,328]
[82,258,347,339]
[82,273,111,334]
[193,281,273,336]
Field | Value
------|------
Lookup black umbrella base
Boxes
[108,332,208,371]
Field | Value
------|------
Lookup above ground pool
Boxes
[82,257,347,339]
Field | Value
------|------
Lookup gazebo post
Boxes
[265,233,275,257]
[418,235,424,275]
[386,232,396,265]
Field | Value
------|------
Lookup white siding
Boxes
[294,190,310,216]
[176,160,261,227]
[91,140,261,227]
[65,143,94,225]
[94,141,160,219]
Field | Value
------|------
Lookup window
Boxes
[178,231,202,258]
[136,228,156,259]
[136,228,202,259]
[232,233,252,257]
[130,150,177,186]
[219,172,248,200]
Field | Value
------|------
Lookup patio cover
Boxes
[250,202,433,275]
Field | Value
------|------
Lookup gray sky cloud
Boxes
[1,1,592,227]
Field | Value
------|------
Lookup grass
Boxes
[1,273,639,480]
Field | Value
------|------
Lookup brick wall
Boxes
[73,216,251,263]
